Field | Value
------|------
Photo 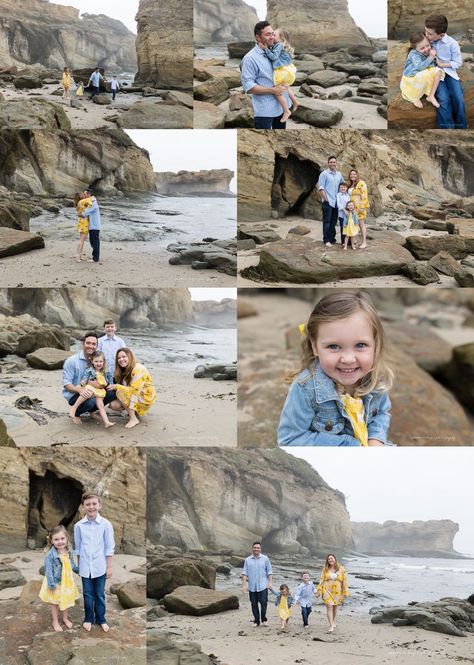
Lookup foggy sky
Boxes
[190,288,236,301]
[53,0,138,34]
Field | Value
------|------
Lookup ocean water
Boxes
[31,195,236,245]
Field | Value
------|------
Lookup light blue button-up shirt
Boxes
[243,554,272,592]
[90,71,103,87]
[432,34,462,80]
[98,334,126,374]
[81,198,101,230]
[241,44,291,118]
[74,514,115,579]
[62,350,89,400]
[317,169,345,208]
[294,581,316,607]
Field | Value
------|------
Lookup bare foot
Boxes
[125,419,139,429]
[426,95,440,108]
[413,100,423,108]
[359,243,367,249]
[343,246,347,250]
[75,255,81,263]
[105,422,115,428]
[352,243,358,250]
[292,102,299,111]
[69,415,82,425]
[83,622,92,632]
[281,110,291,122]
[100,623,110,632]
[63,618,73,629]
[52,622,63,632]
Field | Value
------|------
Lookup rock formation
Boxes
[267,0,369,53]
[0,448,145,554]
[371,598,474,637]
[0,0,136,71]
[147,448,354,555]
[0,129,156,197]
[155,169,235,197]
[135,0,193,91]
[194,0,258,45]
[351,520,461,557]
[389,0,472,39]
[193,298,237,328]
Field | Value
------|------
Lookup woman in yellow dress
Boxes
[270,584,294,630]
[61,67,75,101]
[348,169,369,249]
[39,525,80,632]
[109,348,156,429]
[74,191,93,262]
[316,554,349,632]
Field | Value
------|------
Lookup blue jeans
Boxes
[435,76,467,129]
[301,605,312,626]
[249,589,268,625]
[82,574,106,624]
[68,389,116,416]
[90,85,100,99]
[338,216,345,244]
[254,114,286,129]
[89,230,100,262]
[322,201,338,244]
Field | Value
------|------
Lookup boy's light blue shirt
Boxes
[62,350,89,400]
[241,44,291,118]
[74,513,115,579]
[243,554,272,592]
[317,169,345,208]
[294,581,316,607]
[81,198,101,230]
[98,334,126,373]
[336,192,350,215]
[432,34,462,80]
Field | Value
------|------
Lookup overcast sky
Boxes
[54,0,137,33]
[244,0,386,38]
[286,448,474,555]
[190,288,236,301]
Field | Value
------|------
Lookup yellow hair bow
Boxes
[298,323,306,336]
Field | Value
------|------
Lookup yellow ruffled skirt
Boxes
[39,555,80,611]
[76,217,89,235]
[274,64,297,87]
[400,68,445,103]
[278,597,292,620]
[343,214,360,238]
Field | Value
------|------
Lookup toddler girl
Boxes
[278,291,394,446]
[342,201,359,250]
[400,32,444,108]
[263,28,299,122]
[269,583,294,630]
[39,525,80,631]
[69,351,115,428]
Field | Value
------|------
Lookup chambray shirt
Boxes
[74,514,115,579]
[62,351,89,400]
[294,581,316,607]
[432,34,462,80]
[317,169,344,208]
[98,334,126,373]
[81,198,101,230]
[241,44,291,118]
[336,192,350,216]
[243,554,272,592]
[263,42,292,69]
[89,71,103,87]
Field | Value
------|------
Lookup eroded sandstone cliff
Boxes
[194,0,258,45]
[389,0,472,39]
[155,169,235,197]
[351,520,460,557]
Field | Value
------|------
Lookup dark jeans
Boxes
[89,229,100,262]
[338,216,345,244]
[82,574,106,624]
[254,114,286,129]
[249,589,268,625]
[322,201,338,244]
[301,605,312,626]
[90,85,100,99]
[436,76,467,129]
[112,90,117,100]
[68,389,116,416]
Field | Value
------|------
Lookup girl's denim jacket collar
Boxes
[278,361,392,446]
[44,546,79,589]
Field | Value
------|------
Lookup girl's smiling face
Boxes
[415,37,431,56]
[311,311,375,393]
[51,530,68,552]
[92,355,104,371]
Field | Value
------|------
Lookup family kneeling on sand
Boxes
[63,321,156,429]
[242,543,348,632]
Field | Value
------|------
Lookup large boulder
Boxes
[0,99,71,130]
[0,418,16,448]
[117,101,193,129]
[193,101,226,129]
[194,77,230,105]
[13,76,42,89]
[17,330,70,356]
[0,565,26,591]
[162,585,239,616]
[147,629,212,665]
[116,577,147,609]
[147,557,216,600]
[405,235,470,260]
[0,228,44,258]
[0,200,32,232]
[292,98,343,127]
[26,347,73,370]
[306,70,349,88]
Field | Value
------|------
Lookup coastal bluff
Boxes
[155,169,235,197]
[351,520,461,557]
[194,0,257,44]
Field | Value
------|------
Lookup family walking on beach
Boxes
[63,321,156,430]
[39,492,114,633]
[60,67,121,103]
[242,543,349,632]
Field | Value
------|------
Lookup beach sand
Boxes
[0,240,236,288]
[153,598,473,665]
[1,366,236,447]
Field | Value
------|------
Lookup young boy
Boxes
[74,491,115,632]
[110,76,120,101]
[293,572,315,627]
[98,320,126,374]
[424,14,467,129]
[336,182,350,245]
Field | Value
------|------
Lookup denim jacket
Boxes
[263,42,293,69]
[269,588,294,608]
[80,367,113,385]
[278,361,392,446]
[44,547,79,589]
[403,50,435,77]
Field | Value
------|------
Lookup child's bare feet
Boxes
[413,99,423,108]
[426,95,440,108]
[292,101,299,111]
[63,618,73,629]
[83,622,92,631]
[343,245,347,250]
[125,418,139,429]
[281,110,291,122]
[352,243,357,250]
[100,623,110,632]
[105,421,115,428]
[52,621,63,632]
[69,413,82,424]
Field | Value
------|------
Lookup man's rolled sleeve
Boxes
[62,357,75,389]
[241,57,258,93]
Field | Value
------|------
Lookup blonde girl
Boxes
[61,67,74,101]
[348,170,369,249]
[263,28,299,122]
[107,348,156,429]
[278,291,394,446]
[269,583,294,630]
[74,192,93,262]
[400,32,444,109]
[39,525,80,632]
[316,554,349,633]
[69,351,115,428]
[342,200,360,250]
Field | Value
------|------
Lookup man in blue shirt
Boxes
[241,21,291,129]
[425,14,467,129]
[317,156,345,246]
[81,190,101,262]
[87,68,104,100]
[242,541,273,626]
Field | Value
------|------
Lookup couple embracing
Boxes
[74,191,101,263]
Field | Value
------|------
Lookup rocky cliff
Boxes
[194,0,258,45]
[147,449,354,556]
[389,0,472,39]
[0,129,156,196]
[193,298,237,328]
[155,169,235,197]
[135,0,192,91]
[267,0,369,53]
[351,520,461,557]
[0,448,145,554]
[0,0,136,71]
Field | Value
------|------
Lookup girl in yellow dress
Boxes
[348,170,369,249]
[61,67,75,101]
[270,584,294,630]
[400,33,444,109]
[74,192,93,262]
[342,201,360,251]
[39,525,80,632]
[69,351,115,428]
[316,554,349,633]
[263,28,299,122]
[109,348,156,429]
